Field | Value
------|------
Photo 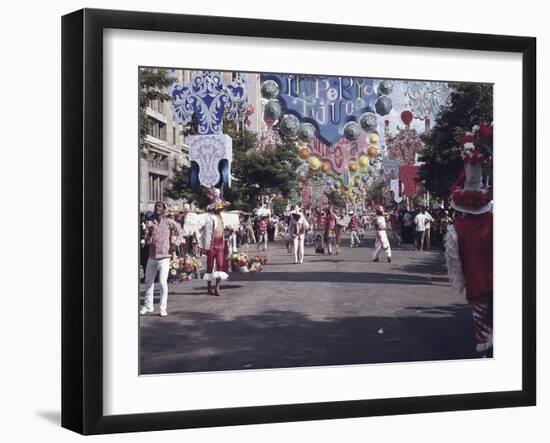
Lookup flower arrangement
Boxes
[248,255,267,273]
[229,252,250,272]
[169,253,204,282]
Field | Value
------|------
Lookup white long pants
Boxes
[292,234,305,263]
[144,257,170,311]
[350,230,360,247]
[373,231,392,259]
[257,233,268,250]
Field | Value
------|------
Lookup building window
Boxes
[149,153,169,170]
[148,173,166,202]
[172,127,177,145]
[149,118,167,141]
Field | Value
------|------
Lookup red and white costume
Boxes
[348,212,360,247]
[445,124,493,353]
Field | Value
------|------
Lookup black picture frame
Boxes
[61,8,536,435]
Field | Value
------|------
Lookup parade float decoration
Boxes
[171,71,248,189]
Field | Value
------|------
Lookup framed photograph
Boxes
[62,8,536,435]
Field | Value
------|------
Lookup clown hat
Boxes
[206,187,230,211]
[450,129,492,215]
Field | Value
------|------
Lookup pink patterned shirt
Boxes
[145,217,183,259]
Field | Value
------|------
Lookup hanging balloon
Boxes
[279,114,300,137]
[263,100,282,122]
[298,147,311,160]
[297,123,316,142]
[334,181,341,189]
[348,160,358,173]
[309,156,321,170]
[321,161,332,174]
[359,112,378,132]
[375,96,393,116]
[325,177,334,187]
[343,121,360,141]
[401,110,413,126]
[369,133,380,145]
[362,174,369,182]
[261,80,280,100]
[377,80,394,96]
[358,155,370,169]
[367,145,379,158]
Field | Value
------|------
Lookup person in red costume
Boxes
[445,125,493,356]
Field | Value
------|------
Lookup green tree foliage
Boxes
[418,83,493,198]
[139,68,175,154]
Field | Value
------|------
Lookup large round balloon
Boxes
[298,146,311,160]
[321,161,332,173]
[261,80,280,100]
[401,110,413,126]
[359,112,378,132]
[309,156,321,170]
[375,96,393,116]
[369,133,380,145]
[263,100,282,122]
[358,155,370,169]
[343,121,361,141]
[377,80,394,96]
[297,123,316,142]
[367,145,379,158]
[279,114,300,137]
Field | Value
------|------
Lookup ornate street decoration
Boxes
[257,128,282,151]
[384,111,424,165]
[259,74,387,145]
[171,71,248,135]
[170,71,248,190]
[405,81,451,120]
[187,134,232,189]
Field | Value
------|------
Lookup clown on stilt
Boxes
[445,124,493,356]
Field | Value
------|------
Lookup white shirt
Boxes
[414,213,426,232]
[424,212,434,229]
[374,215,386,230]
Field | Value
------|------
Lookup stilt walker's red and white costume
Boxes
[372,205,391,262]
[445,125,493,354]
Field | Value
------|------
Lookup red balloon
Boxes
[401,110,413,126]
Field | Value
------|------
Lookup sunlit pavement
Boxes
[139,232,478,374]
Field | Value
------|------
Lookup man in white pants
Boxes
[141,201,183,317]
[372,205,392,263]
[289,208,309,264]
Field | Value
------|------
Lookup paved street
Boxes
[139,233,478,374]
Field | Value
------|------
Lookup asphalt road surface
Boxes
[139,233,478,375]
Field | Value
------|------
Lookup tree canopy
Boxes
[139,68,175,153]
[418,83,493,198]
[166,118,302,213]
